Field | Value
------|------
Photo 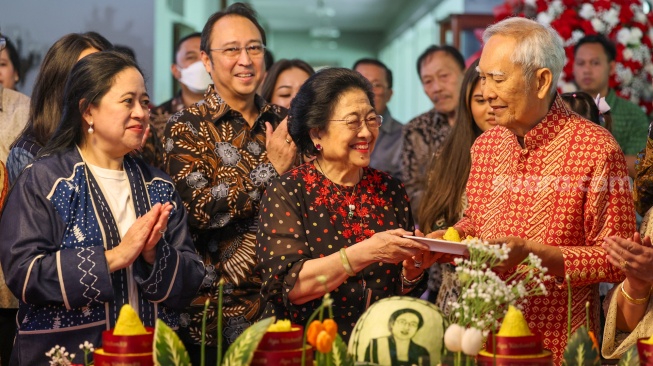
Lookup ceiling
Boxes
[244,0,407,33]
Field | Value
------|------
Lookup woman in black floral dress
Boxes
[256,68,439,341]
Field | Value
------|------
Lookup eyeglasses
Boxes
[371,82,388,90]
[330,114,383,132]
[395,319,419,328]
[209,44,266,58]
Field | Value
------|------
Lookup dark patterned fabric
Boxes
[257,163,426,342]
[151,92,185,138]
[0,148,204,365]
[163,85,287,347]
[635,131,653,216]
[401,109,451,217]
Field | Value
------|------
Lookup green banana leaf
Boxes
[325,334,354,366]
[153,319,192,366]
[617,344,640,366]
[221,316,275,366]
[562,326,600,366]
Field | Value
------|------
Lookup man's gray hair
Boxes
[483,17,565,96]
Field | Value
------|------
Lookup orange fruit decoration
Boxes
[307,320,324,347]
[322,319,338,339]
[316,330,334,353]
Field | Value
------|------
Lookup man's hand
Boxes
[265,118,297,174]
[487,236,535,273]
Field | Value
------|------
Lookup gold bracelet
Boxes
[620,282,652,305]
[339,248,356,276]
[401,270,425,287]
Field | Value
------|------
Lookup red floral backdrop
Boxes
[494,0,653,115]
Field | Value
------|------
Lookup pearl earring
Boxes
[315,143,322,151]
[88,121,94,134]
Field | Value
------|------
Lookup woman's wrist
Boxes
[344,242,373,273]
[623,280,652,300]
[402,267,423,281]
[106,248,125,272]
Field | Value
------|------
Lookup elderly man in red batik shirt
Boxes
[428,17,635,364]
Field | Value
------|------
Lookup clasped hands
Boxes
[603,232,653,293]
[106,202,173,272]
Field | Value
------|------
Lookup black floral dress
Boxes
[256,163,427,341]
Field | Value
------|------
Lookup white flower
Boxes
[536,12,552,26]
[444,324,465,352]
[617,28,632,46]
[461,327,484,356]
[591,18,606,33]
[634,6,647,23]
[549,0,563,14]
[630,28,643,45]
[559,81,576,94]
[579,3,595,19]
[603,8,621,28]
[623,48,634,61]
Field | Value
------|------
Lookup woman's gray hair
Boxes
[483,17,564,97]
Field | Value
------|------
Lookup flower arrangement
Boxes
[46,342,95,366]
[494,0,653,115]
[442,237,550,361]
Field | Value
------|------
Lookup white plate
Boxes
[402,235,468,255]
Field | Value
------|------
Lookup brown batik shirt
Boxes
[401,109,451,218]
[163,85,286,347]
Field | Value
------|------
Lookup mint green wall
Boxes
[267,31,382,70]
[153,0,217,105]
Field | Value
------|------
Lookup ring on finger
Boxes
[414,260,423,268]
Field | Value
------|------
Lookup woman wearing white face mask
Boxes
[151,33,211,138]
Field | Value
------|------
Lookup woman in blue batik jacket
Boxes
[0,51,205,365]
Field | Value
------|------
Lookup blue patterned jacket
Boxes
[0,147,205,365]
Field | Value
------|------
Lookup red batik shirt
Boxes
[455,95,635,364]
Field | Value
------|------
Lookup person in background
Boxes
[573,34,648,178]
[257,68,436,342]
[0,33,29,164]
[257,48,275,94]
[0,36,20,91]
[259,58,314,109]
[0,34,30,365]
[560,91,612,131]
[429,17,635,363]
[6,32,112,183]
[602,120,653,358]
[162,3,296,364]
[353,58,404,180]
[0,161,10,366]
[0,50,205,366]
[417,58,496,308]
[150,32,209,137]
[401,45,465,215]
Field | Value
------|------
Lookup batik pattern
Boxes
[454,96,636,364]
[163,86,286,347]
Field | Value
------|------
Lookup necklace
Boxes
[314,159,361,219]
